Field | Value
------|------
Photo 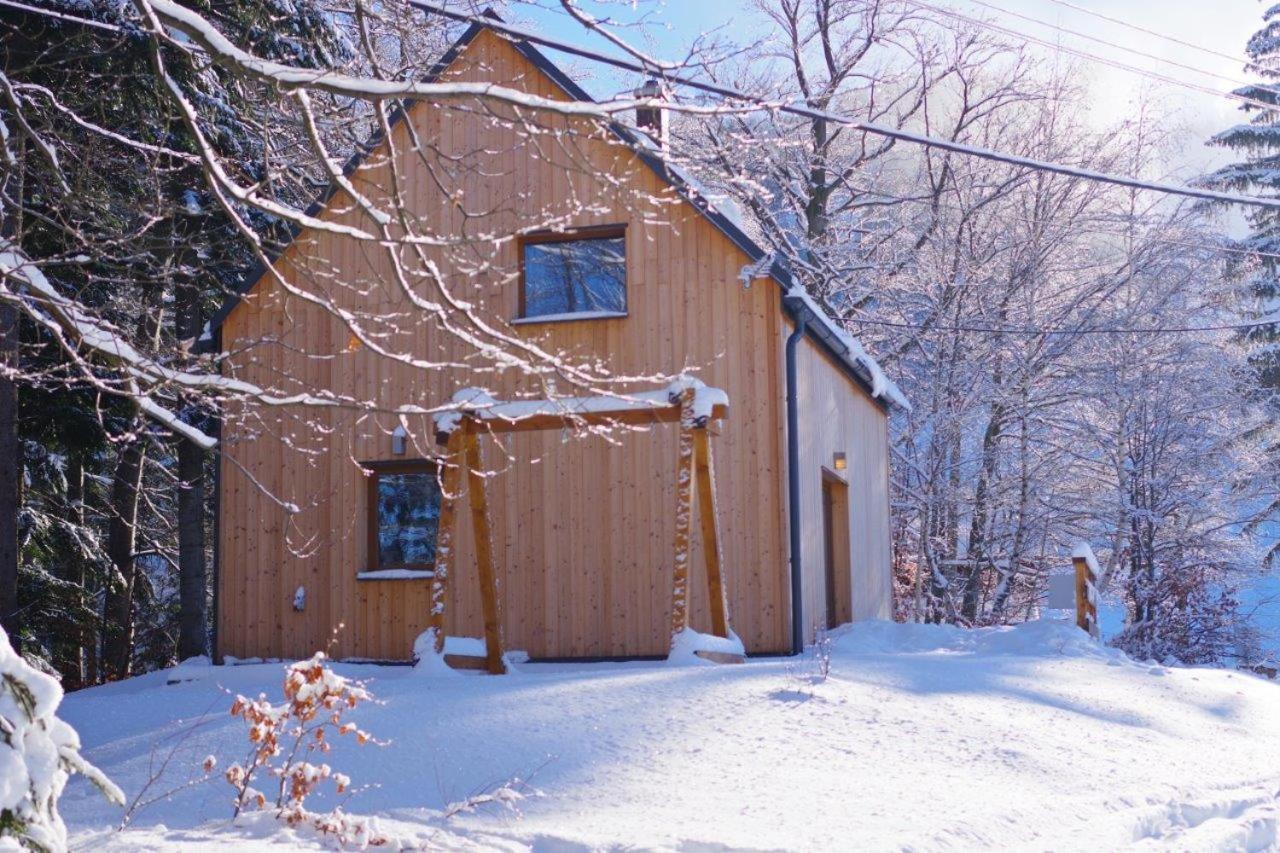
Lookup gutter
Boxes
[783,295,807,656]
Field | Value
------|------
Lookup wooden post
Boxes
[1072,555,1098,639]
[427,426,467,655]
[693,428,729,639]
[669,389,697,641]
[464,430,506,674]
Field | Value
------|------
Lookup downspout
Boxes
[783,295,807,655]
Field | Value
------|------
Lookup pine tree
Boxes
[1206,7,1280,388]
[1205,4,1280,563]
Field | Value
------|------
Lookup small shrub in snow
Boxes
[117,715,220,829]
[785,625,833,689]
[442,778,529,820]
[810,626,833,682]
[225,653,388,847]
[0,626,123,851]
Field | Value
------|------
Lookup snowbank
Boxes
[831,618,1121,660]
[59,619,1280,851]
[666,627,745,665]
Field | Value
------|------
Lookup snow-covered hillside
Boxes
[62,621,1280,851]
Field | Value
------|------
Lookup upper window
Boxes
[364,461,441,574]
[519,226,627,321]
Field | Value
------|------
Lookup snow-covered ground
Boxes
[61,620,1280,851]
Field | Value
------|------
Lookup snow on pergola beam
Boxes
[431,378,730,444]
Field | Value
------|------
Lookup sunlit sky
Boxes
[510,0,1264,181]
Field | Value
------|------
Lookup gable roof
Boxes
[206,13,906,411]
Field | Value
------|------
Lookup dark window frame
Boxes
[516,224,628,321]
[363,459,441,574]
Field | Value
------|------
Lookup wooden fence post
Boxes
[1072,555,1099,639]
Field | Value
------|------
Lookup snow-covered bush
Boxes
[1111,564,1243,665]
[0,625,123,851]
[225,653,387,847]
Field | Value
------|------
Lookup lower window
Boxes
[364,460,441,573]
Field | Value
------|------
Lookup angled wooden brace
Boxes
[426,424,468,656]
[694,427,730,640]
[464,428,506,674]
[426,418,507,674]
[669,387,738,662]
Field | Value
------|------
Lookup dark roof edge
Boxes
[781,295,890,413]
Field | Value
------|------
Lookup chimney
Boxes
[634,78,667,147]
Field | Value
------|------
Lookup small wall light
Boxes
[392,424,408,456]
[833,451,847,471]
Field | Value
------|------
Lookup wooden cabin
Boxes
[210,18,906,663]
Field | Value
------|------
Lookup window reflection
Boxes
[522,232,626,318]
[376,471,441,568]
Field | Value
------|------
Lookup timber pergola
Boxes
[423,378,739,674]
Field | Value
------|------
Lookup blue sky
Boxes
[508,0,1264,178]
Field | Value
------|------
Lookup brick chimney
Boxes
[634,78,667,147]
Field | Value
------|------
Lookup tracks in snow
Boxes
[1132,784,1280,851]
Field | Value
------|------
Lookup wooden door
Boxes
[822,474,852,628]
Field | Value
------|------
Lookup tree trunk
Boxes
[102,432,147,679]
[991,409,1031,622]
[0,303,19,647]
[175,280,207,660]
[0,144,23,648]
[53,458,87,686]
[176,435,206,659]
[961,400,1007,622]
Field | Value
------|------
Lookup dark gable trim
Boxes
[201,18,491,343]
[203,11,889,411]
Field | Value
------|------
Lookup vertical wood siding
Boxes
[217,30,798,660]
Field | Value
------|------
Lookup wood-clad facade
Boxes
[214,23,895,662]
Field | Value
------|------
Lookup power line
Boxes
[408,1,1280,211]
[953,0,1271,96]
[850,179,1280,266]
[1042,0,1246,66]
[899,0,1279,116]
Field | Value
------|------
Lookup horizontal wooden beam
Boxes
[443,653,491,671]
[435,401,728,445]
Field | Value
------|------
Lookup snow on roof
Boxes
[784,287,910,411]
[533,39,907,412]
